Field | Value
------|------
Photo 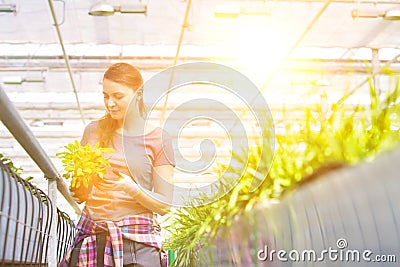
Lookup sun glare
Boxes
[232,16,294,76]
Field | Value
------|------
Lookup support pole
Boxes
[372,48,380,95]
[48,179,58,267]
[0,85,81,215]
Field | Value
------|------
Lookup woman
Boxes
[62,62,175,267]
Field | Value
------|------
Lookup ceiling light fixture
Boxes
[214,5,241,18]
[383,9,400,20]
[2,76,46,85]
[351,7,400,20]
[351,8,384,19]
[0,3,16,14]
[214,4,271,18]
[88,2,147,16]
[30,119,64,127]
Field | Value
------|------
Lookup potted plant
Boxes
[56,140,114,203]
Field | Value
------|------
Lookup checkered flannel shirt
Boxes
[60,212,163,267]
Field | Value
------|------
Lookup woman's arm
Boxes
[135,164,174,215]
[107,165,174,216]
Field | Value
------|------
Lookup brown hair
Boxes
[97,63,144,148]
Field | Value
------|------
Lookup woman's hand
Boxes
[95,170,141,197]
[69,183,92,204]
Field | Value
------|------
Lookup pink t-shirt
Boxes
[80,121,175,221]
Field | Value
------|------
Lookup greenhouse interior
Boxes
[1,0,400,266]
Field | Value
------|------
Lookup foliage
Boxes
[0,153,33,182]
[164,79,400,266]
[56,140,114,188]
[0,153,49,204]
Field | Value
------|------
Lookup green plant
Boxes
[56,140,114,189]
[0,153,33,182]
[0,153,50,204]
[164,79,400,266]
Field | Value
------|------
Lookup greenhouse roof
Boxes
[1,0,400,53]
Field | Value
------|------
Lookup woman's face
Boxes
[102,78,136,123]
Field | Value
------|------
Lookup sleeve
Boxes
[154,130,176,167]
[80,127,88,146]
[80,121,96,146]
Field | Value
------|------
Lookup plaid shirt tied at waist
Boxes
[60,213,163,267]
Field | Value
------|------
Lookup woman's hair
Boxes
[97,63,144,147]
